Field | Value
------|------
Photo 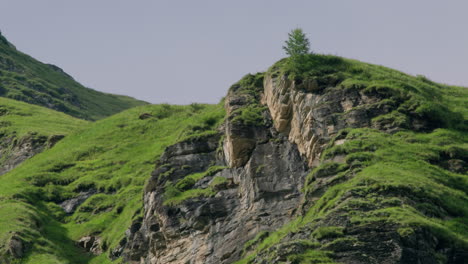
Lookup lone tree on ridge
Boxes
[283,28,310,73]
[283,28,310,57]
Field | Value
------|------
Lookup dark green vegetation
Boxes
[163,165,227,206]
[283,28,310,57]
[229,73,267,126]
[237,55,468,263]
[0,102,225,263]
[282,28,311,73]
[0,32,146,120]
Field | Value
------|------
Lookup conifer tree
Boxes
[283,28,310,73]
[283,28,310,57]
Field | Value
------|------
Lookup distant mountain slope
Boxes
[0,97,88,175]
[0,32,147,120]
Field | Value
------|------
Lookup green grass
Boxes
[0,102,225,263]
[163,166,228,206]
[311,226,344,240]
[0,32,146,120]
[0,97,88,138]
[0,97,88,170]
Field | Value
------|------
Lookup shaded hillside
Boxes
[0,102,225,263]
[0,32,146,120]
[0,97,88,175]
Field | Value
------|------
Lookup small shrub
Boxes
[232,104,266,126]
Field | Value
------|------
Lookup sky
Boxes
[0,0,467,104]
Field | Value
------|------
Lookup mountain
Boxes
[0,32,146,120]
[0,54,466,264]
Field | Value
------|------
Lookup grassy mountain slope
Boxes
[0,32,146,120]
[0,102,225,263]
[237,55,468,263]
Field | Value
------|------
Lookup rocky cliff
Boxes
[0,132,63,175]
[123,74,309,263]
[122,56,467,264]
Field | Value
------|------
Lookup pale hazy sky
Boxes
[0,1,467,104]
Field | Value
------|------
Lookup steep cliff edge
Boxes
[124,55,467,264]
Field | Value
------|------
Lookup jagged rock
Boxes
[46,134,65,148]
[263,74,396,166]
[7,234,25,259]
[110,237,127,260]
[223,84,262,168]
[139,113,153,120]
[60,190,96,214]
[223,120,257,167]
[78,236,102,255]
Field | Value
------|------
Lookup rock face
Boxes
[78,236,102,255]
[122,75,308,263]
[123,126,308,264]
[60,190,96,214]
[263,74,405,166]
[7,234,25,259]
[0,133,64,175]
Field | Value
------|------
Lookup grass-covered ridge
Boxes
[0,32,147,120]
[0,102,225,263]
[236,55,468,263]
